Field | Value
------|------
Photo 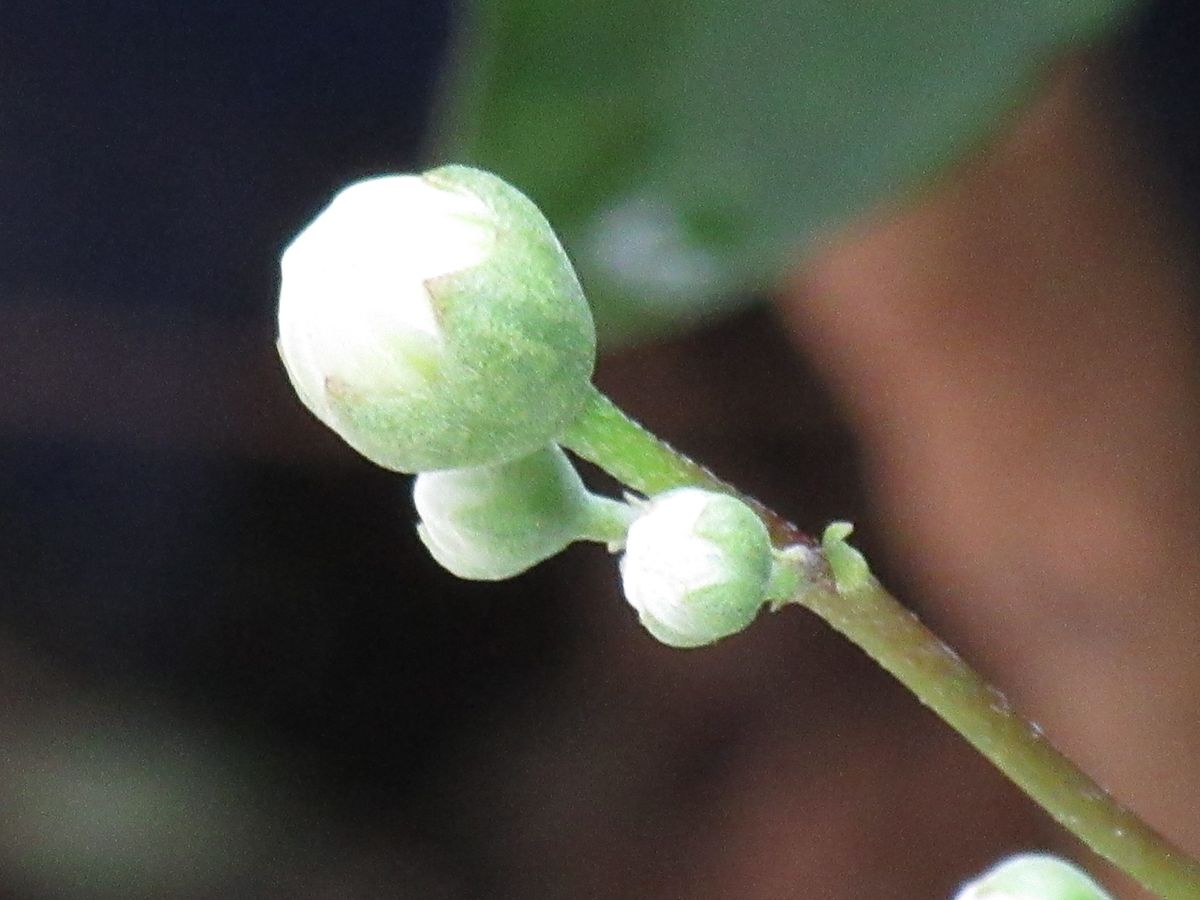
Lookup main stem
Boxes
[805,577,1200,898]
[561,388,1200,898]
[562,387,811,548]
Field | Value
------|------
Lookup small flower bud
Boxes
[278,165,596,473]
[954,854,1111,900]
[414,445,618,581]
[619,488,771,648]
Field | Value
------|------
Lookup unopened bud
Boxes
[954,854,1112,900]
[278,165,596,473]
[619,488,771,648]
[414,445,629,581]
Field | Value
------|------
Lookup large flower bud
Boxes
[278,165,596,473]
[619,488,772,648]
[414,445,631,581]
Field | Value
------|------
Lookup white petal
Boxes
[277,174,493,406]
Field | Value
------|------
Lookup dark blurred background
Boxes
[1,2,1198,898]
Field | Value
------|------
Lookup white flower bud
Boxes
[954,854,1111,900]
[278,165,596,473]
[619,488,771,648]
[414,445,629,581]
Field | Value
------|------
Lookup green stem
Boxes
[562,387,810,548]
[565,388,1200,897]
[798,575,1200,898]
[578,494,638,546]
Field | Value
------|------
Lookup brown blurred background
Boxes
[2,2,1200,898]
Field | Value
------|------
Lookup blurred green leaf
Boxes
[435,0,1138,343]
